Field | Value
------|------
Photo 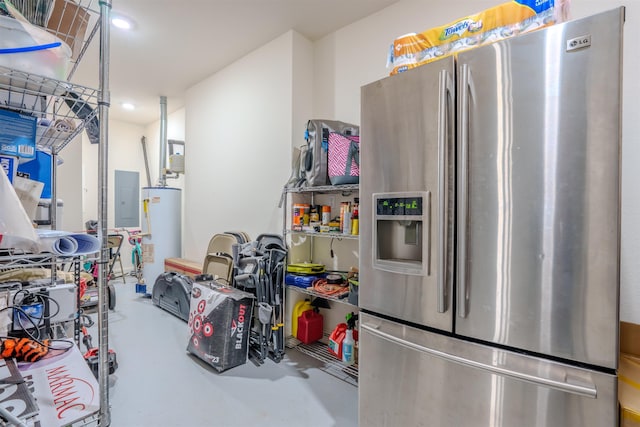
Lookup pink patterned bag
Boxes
[328,132,360,185]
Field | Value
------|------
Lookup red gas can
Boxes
[297,310,323,344]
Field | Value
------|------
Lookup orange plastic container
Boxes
[328,323,359,359]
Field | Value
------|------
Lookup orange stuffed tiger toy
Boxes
[1,338,50,362]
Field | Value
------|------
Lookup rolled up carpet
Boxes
[36,230,100,256]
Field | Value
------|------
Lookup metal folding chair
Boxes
[107,234,125,283]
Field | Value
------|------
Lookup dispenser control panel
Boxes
[373,191,429,276]
[376,197,423,216]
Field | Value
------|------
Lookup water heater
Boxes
[141,187,182,292]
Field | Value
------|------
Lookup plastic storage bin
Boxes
[16,149,59,198]
[0,155,17,184]
[0,15,71,82]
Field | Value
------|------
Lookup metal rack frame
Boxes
[0,252,88,347]
[285,285,357,308]
[0,0,112,424]
[0,66,100,153]
[282,184,360,384]
[286,230,359,240]
[286,337,358,387]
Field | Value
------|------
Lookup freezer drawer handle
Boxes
[361,323,598,399]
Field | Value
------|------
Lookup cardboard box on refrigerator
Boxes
[620,321,640,427]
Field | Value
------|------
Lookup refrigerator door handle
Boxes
[361,322,598,399]
[457,63,470,318]
[437,69,451,314]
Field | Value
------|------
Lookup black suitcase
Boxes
[152,272,193,322]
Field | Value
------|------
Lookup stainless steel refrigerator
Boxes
[359,8,623,427]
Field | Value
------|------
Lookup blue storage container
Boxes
[0,155,17,184]
[0,109,36,161]
[285,273,326,288]
[17,149,52,198]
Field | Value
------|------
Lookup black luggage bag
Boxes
[152,272,193,321]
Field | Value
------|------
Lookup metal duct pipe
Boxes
[141,136,152,187]
[159,96,168,187]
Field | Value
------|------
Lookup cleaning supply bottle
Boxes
[342,312,357,365]
[342,327,355,365]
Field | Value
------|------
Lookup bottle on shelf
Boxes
[343,210,352,235]
[310,206,319,223]
[322,205,331,226]
[342,328,355,365]
[340,201,351,234]
[342,312,358,365]
[351,198,359,236]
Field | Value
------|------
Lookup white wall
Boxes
[82,119,146,228]
[292,32,314,156]
[314,0,640,323]
[183,30,312,262]
[55,134,83,231]
[81,118,146,270]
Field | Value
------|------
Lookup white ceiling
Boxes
[72,0,401,125]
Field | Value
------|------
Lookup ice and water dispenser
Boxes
[373,192,430,276]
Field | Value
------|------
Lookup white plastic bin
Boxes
[0,15,71,81]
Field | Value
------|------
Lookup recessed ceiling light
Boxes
[121,102,135,110]
[112,17,132,30]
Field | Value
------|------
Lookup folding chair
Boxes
[107,234,126,283]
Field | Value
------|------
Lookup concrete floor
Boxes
[91,276,358,427]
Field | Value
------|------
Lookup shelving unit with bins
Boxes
[0,251,88,345]
[0,1,112,425]
[283,184,359,386]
